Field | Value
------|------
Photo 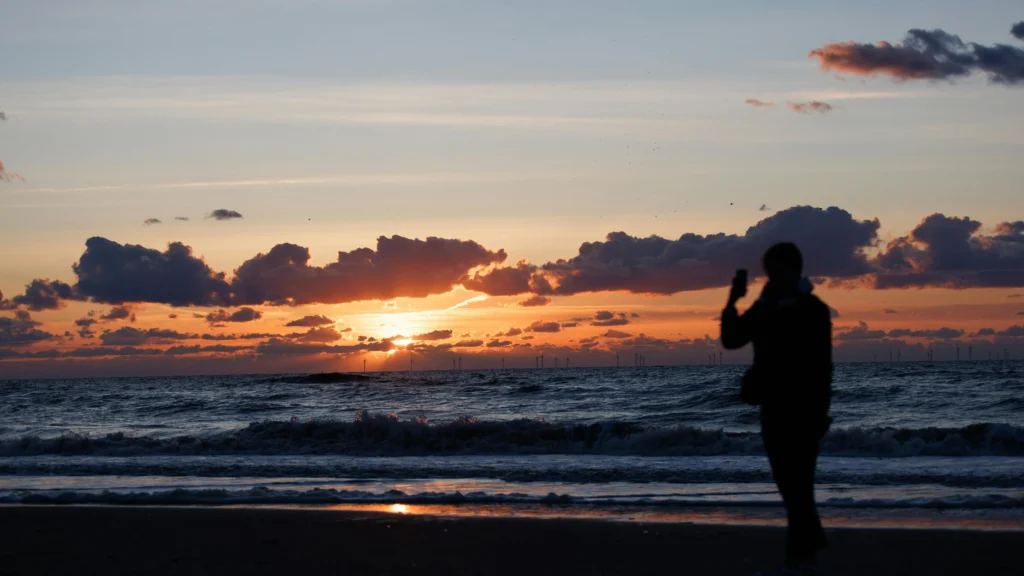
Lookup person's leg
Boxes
[782,435,825,565]
[764,429,796,567]
[765,431,825,568]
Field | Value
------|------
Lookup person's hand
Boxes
[728,270,747,305]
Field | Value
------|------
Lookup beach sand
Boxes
[0,505,1021,575]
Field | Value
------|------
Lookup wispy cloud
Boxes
[789,90,939,101]
[787,100,833,114]
[446,295,489,311]
[15,172,565,195]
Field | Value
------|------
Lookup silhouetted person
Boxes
[721,243,832,576]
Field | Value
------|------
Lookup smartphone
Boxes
[735,269,748,285]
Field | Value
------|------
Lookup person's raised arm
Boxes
[721,270,754,350]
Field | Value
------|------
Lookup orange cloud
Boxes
[0,161,24,182]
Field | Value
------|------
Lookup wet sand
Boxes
[0,505,1021,575]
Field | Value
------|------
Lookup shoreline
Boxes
[7,502,1022,532]
[1,505,1022,575]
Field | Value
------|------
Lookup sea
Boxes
[1,363,1022,528]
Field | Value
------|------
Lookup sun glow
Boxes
[389,504,409,514]
[391,339,414,347]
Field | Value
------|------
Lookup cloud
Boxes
[254,338,393,356]
[289,326,344,343]
[100,305,136,323]
[174,217,190,221]
[0,279,74,311]
[0,311,54,346]
[603,329,633,339]
[285,315,335,327]
[446,295,489,311]
[201,332,275,341]
[72,237,230,306]
[998,325,1024,337]
[0,111,5,121]
[809,23,1024,85]
[888,327,965,339]
[232,236,506,306]
[828,306,841,319]
[533,206,879,296]
[468,208,876,295]
[163,344,252,356]
[561,322,578,328]
[872,214,1024,288]
[0,161,24,183]
[883,308,899,315]
[591,311,631,327]
[462,261,546,296]
[745,98,774,107]
[1010,294,1022,298]
[143,219,161,226]
[486,339,512,348]
[787,100,833,114]
[1013,22,1024,41]
[453,339,484,348]
[518,295,552,307]
[99,326,197,346]
[168,314,178,319]
[504,327,523,337]
[206,307,262,323]
[835,321,886,341]
[208,209,243,221]
[413,329,453,341]
[74,316,97,328]
[526,321,561,333]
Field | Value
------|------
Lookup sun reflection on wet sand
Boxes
[317,503,1024,531]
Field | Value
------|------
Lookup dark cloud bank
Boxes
[2,207,1023,317]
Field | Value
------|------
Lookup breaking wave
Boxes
[1,413,1021,457]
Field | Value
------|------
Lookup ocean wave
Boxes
[0,413,1021,457]
[1,456,1021,488]
[4,487,1022,510]
[263,373,377,384]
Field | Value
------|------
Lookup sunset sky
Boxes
[2,1,1023,378]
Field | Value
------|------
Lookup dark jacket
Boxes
[721,280,832,432]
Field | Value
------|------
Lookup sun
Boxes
[391,339,414,347]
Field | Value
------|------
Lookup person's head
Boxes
[762,242,803,285]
